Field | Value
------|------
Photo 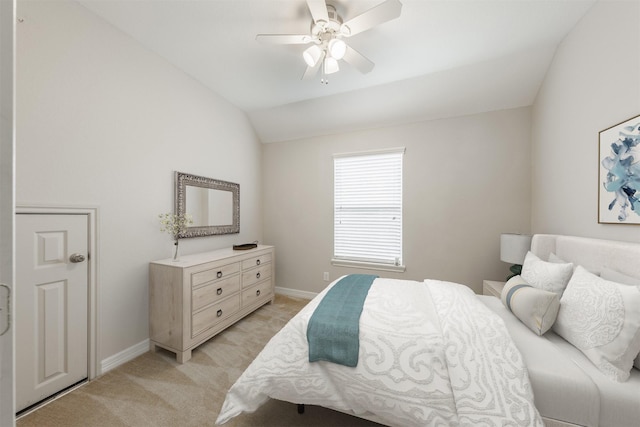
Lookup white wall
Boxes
[0,0,16,423]
[532,0,640,242]
[16,1,263,364]
[263,108,532,295]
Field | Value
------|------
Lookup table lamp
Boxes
[500,233,532,280]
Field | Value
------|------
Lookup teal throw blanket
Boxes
[307,274,378,367]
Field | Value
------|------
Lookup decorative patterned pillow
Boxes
[521,251,574,296]
[501,275,560,336]
[600,267,640,370]
[554,266,640,382]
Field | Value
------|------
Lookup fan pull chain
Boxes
[320,62,329,84]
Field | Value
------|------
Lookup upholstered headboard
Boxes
[531,234,640,279]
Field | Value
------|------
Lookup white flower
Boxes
[158,213,193,240]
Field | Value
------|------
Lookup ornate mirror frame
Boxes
[175,171,240,237]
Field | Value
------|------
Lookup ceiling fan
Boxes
[256,0,402,83]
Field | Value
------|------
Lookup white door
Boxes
[15,214,88,412]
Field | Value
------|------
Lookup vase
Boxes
[173,240,180,261]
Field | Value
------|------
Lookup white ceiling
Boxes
[77,0,596,142]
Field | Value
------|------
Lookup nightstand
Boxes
[482,280,505,298]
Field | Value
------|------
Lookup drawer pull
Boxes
[216,288,222,295]
[217,309,223,317]
[256,289,261,297]
[217,271,222,279]
[256,259,261,266]
[256,272,261,279]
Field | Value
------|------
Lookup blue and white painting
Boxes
[599,114,640,224]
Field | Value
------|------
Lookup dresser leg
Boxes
[150,342,157,353]
[177,349,191,364]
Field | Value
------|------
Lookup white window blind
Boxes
[334,148,404,267]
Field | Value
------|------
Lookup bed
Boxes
[216,234,640,427]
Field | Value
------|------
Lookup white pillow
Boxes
[501,275,560,336]
[600,267,640,370]
[554,266,640,382]
[521,251,574,296]
[548,252,566,263]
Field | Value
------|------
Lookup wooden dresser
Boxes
[149,245,275,363]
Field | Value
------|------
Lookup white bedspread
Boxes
[216,278,543,426]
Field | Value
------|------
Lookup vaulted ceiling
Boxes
[77,0,596,142]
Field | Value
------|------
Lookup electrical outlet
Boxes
[323,272,330,281]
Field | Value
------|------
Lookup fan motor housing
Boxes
[310,4,343,36]
[327,4,340,22]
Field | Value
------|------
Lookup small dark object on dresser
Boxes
[233,243,258,250]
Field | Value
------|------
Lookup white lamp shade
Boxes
[500,233,532,265]
[303,45,323,67]
[328,39,347,60]
[323,56,339,74]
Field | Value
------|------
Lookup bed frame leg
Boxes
[297,404,305,414]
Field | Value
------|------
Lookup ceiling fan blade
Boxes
[306,0,329,25]
[340,0,402,37]
[343,45,374,74]
[302,51,325,80]
[256,34,314,45]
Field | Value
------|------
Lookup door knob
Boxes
[70,253,86,263]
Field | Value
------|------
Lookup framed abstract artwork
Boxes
[598,114,640,224]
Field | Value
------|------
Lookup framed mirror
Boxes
[175,171,240,237]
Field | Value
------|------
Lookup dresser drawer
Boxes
[191,262,240,288]
[242,264,272,288]
[192,294,241,337]
[192,275,240,312]
[241,253,272,270]
[242,282,272,307]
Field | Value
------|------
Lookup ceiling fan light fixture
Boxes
[258,0,403,82]
[323,56,339,74]
[303,44,323,67]
[328,38,347,60]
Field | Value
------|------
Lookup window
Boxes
[333,147,404,271]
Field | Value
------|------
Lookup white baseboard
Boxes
[275,286,317,300]
[100,339,149,375]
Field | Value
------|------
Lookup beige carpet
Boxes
[17,295,383,427]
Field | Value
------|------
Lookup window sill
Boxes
[331,258,406,273]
